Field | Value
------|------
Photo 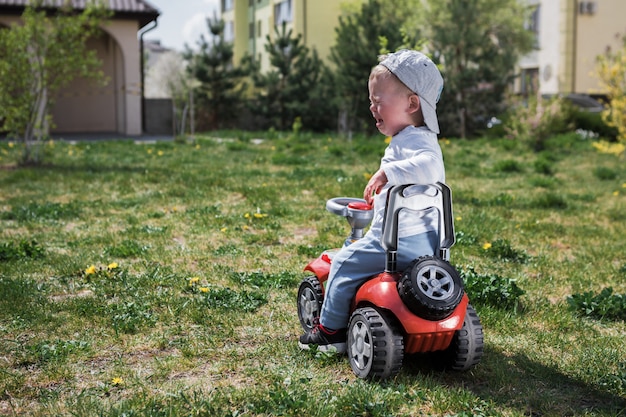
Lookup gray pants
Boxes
[319,230,438,330]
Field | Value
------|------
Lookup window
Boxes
[274,0,293,26]
[224,21,234,43]
[249,22,255,39]
[257,20,262,38]
[222,0,233,12]
[526,5,540,49]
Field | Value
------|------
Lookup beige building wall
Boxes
[521,0,626,96]
[574,0,625,94]
[223,0,359,73]
[0,16,144,136]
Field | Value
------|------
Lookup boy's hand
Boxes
[364,169,388,205]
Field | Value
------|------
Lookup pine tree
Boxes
[330,0,409,136]
[187,12,246,130]
[249,22,335,132]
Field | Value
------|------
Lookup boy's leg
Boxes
[298,230,437,353]
[299,234,384,353]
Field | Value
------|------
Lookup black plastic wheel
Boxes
[443,304,484,371]
[398,256,464,320]
[297,276,324,332]
[347,306,404,380]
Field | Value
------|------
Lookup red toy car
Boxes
[297,183,483,379]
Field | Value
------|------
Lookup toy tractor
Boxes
[297,183,483,379]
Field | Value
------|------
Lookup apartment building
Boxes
[221,0,358,72]
[222,0,624,98]
[519,0,625,97]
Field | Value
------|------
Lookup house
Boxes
[519,0,625,98]
[221,0,358,73]
[0,0,160,137]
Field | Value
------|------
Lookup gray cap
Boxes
[380,50,444,134]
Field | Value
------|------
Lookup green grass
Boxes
[0,132,625,416]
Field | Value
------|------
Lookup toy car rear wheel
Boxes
[297,276,323,332]
[398,256,464,320]
[347,306,404,380]
[440,304,484,371]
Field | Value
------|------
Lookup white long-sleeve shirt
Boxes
[368,125,446,239]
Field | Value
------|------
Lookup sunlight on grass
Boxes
[0,133,624,416]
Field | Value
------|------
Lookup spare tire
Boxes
[397,256,464,320]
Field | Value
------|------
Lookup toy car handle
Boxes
[326,197,371,217]
[381,182,455,262]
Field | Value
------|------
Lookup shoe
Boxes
[298,320,347,354]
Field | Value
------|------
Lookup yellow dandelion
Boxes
[157,150,164,156]
[8,142,14,148]
[613,191,620,196]
[199,287,209,293]
[107,262,119,270]
[363,172,373,180]
[189,276,200,284]
[85,265,97,275]
[253,212,267,219]
[221,227,228,232]
[385,136,392,144]
[622,183,626,188]
[147,149,153,154]
[482,242,492,250]
[195,144,201,149]
[243,225,250,230]
[244,213,251,219]
[455,216,462,221]
[111,377,124,386]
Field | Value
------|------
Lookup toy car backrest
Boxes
[381,182,455,262]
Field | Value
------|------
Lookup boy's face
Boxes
[368,75,419,137]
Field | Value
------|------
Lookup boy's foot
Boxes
[298,322,347,354]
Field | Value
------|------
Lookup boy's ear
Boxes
[408,94,421,114]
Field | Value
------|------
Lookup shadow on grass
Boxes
[403,347,626,416]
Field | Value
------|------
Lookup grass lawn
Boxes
[0,131,625,416]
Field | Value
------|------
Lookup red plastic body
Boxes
[304,252,467,354]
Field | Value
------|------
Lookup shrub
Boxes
[458,265,525,310]
[0,240,44,261]
[567,287,626,321]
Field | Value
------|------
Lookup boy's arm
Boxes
[364,169,388,205]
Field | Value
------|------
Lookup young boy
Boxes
[299,49,446,353]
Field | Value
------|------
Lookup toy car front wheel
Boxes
[398,256,464,320]
[347,307,404,380]
[297,276,323,332]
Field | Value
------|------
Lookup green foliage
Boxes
[593,166,618,180]
[423,0,535,138]
[504,94,572,151]
[567,287,626,321]
[485,239,529,263]
[459,265,525,310]
[0,0,110,165]
[187,12,246,130]
[247,23,336,131]
[595,33,626,145]
[331,0,409,134]
[0,240,44,261]
[1,201,81,222]
[228,270,300,289]
[197,287,267,312]
[105,239,149,258]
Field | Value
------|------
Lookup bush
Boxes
[567,287,626,321]
[458,265,525,310]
